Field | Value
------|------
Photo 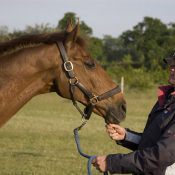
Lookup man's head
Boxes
[164,53,175,88]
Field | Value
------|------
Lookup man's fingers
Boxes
[110,132,118,137]
[110,133,119,140]
[109,124,119,127]
[110,124,121,130]
[91,158,96,164]
[96,166,102,173]
[91,155,107,173]
[106,128,117,134]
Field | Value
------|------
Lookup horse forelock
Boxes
[0,31,89,56]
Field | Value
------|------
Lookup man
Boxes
[92,54,175,175]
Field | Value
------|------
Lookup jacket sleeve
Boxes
[116,128,142,151]
[106,120,175,174]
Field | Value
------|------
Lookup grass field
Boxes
[0,86,158,175]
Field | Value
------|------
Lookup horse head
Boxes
[54,19,126,124]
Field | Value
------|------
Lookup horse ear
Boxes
[66,19,74,32]
[65,19,79,45]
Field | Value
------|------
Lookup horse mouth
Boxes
[105,103,126,124]
[84,101,126,124]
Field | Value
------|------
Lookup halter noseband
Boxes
[56,41,121,121]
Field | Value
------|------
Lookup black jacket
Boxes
[106,86,175,175]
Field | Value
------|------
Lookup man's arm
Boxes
[116,128,142,151]
[106,124,142,151]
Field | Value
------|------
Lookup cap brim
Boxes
[164,57,174,65]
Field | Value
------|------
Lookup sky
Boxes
[0,0,175,39]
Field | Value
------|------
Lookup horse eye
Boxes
[84,60,95,69]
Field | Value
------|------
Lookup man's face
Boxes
[168,66,175,88]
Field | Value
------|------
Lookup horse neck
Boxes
[0,43,60,128]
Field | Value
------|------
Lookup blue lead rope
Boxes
[73,128,108,175]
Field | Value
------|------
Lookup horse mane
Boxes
[0,31,89,56]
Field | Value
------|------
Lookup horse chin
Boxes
[93,106,126,125]
[105,107,126,124]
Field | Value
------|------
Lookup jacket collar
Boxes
[158,85,175,107]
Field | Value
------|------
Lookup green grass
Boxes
[0,86,158,175]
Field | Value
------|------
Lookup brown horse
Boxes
[0,19,126,128]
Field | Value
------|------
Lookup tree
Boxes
[102,35,141,64]
[0,26,10,42]
[120,17,173,69]
[57,12,92,36]
[57,12,77,30]
[79,21,92,36]
[88,37,103,61]
[24,23,57,34]
[122,54,133,64]
[103,35,123,62]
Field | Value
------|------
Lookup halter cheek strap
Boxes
[56,41,121,121]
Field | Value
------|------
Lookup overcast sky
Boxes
[0,0,175,38]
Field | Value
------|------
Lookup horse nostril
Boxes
[121,103,126,114]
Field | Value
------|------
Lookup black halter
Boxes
[56,41,121,121]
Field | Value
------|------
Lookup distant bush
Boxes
[126,68,153,91]
[105,63,167,91]
[150,65,169,85]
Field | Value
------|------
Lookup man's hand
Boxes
[91,155,107,173]
[106,124,126,141]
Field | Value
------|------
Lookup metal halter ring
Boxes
[69,77,78,85]
[90,95,99,105]
[64,61,73,71]
[81,115,88,123]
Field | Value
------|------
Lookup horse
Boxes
[0,19,126,129]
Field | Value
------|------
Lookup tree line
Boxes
[1,12,175,90]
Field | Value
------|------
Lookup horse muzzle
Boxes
[105,102,126,124]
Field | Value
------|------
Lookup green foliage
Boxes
[126,67,153,91]
[104,63,122,83]
[79,21,93,36]
[0,26,10,42]
[24,23,57,34]
[106,64,155,91]
[122,54,133,64]
[57,12,92,36]
[57,12,77,30]
[88,37,103,60]
[103,35,124,62]
[0,23,57,42]
[103,35,142,64]
[149,65,169,85]
[121,16,175,69]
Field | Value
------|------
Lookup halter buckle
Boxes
[69,77,78,84]
[64,61,73,71]
[90,96,99,105]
